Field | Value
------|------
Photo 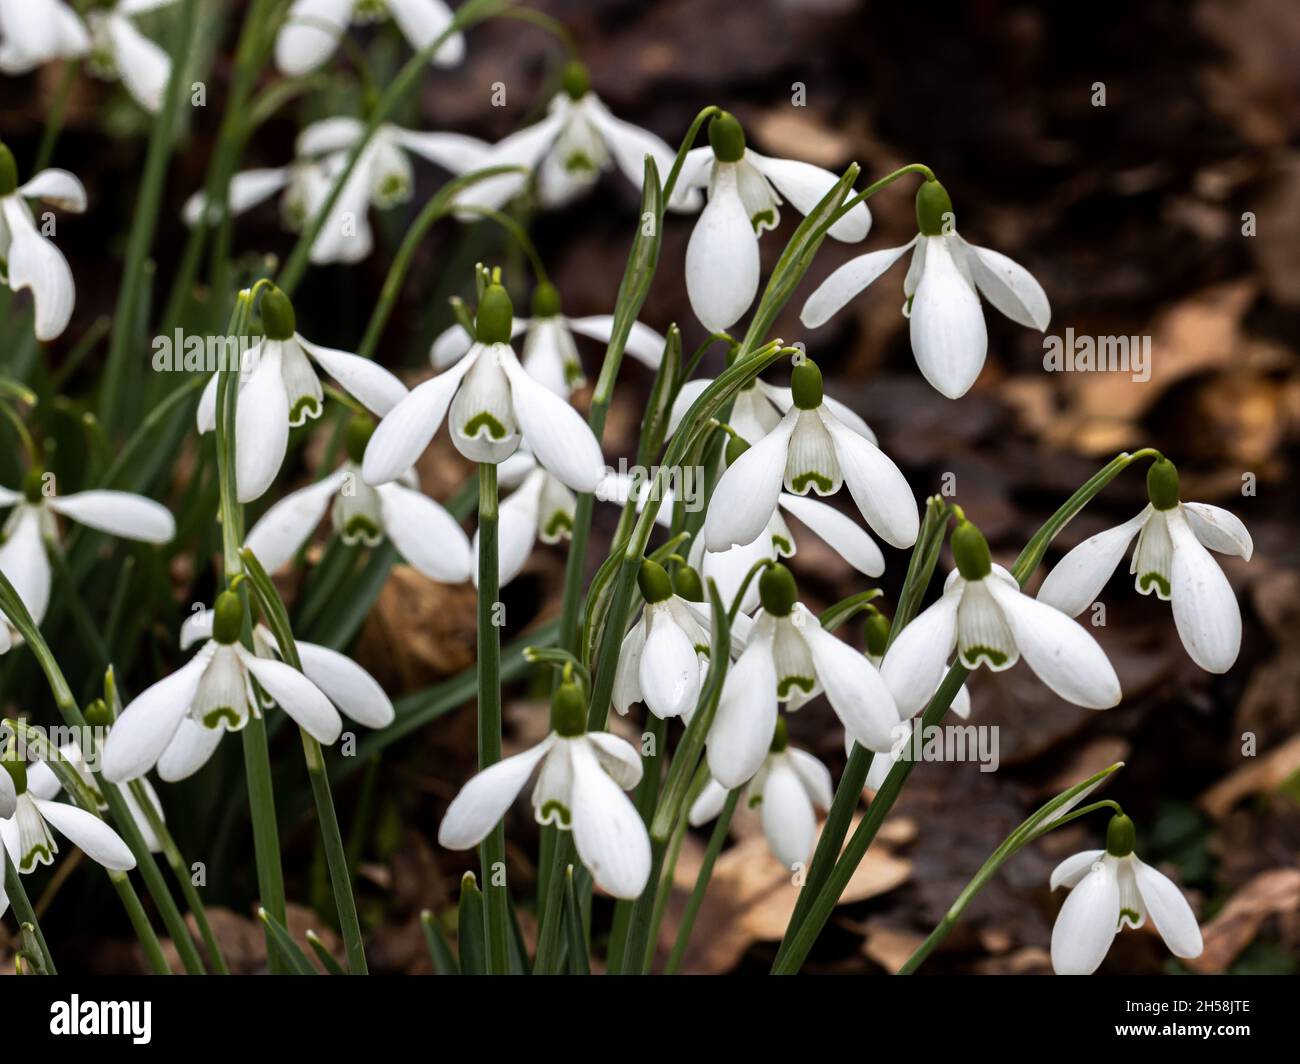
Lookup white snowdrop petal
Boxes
[33,800,135,871]
[437,738,555,849]
[275,0,351,75]
[666,377,712,438]
[0,507,52,626]
[178,609,213,650]
[102,651,211,782]
[297,640,394,728]
[962,239,1051,330]
[688,778,729,826]
[612,618,647,716]
[363,350,478,485]
[638,605,702,719]
[685,164,760,332]
[156,718,224,782]
[104,12,171,113]
[18,168,86,211]
[1167,507,1241,673]
[0,769,15,820]
[1050,849,1106,891]
[778,492,885,577]
[582,95,695,208]
[910,236,987,399]
[1037,509,1149,617]
[47,489,175,544]
[986,578,1121,708]
[1132,857,1203,959]
[567,315,667,370]
[238,649,341,744]
[703,412,795,552]
[820,410,918,549]
[800,242,914,328]
[1181,502,1253,561]
[569,738,651,900]
[183,168,290,227]
[880,591,960,719]
[386,0,464,67]
[749,153,871,242]
[1051,861,1120,975]
[802,617,900,752]
[244,470,347,574]
[787,747,833,810]
[429,323,477,369]
[584,731,644,791]
[452,112,566,214]
[2,198,76,341]
[377,483,471,584]
[297,335,407,417]
[501,351,605,493]
[707,619,778,788]
[761,759,818,869]
[234,344,289,503]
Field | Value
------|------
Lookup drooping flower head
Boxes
[85,0,180,113]
[801,178,1050,399]
[1038,457,1251,674]
[275,0,464,76]
[0,0,89,76]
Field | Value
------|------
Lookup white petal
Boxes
[666,377,712,438]
[296,640,394,728]
[761,759,817,869]
[102,651,211,781]
[612,617,647,716]
[986,578,1121,708]
[1050,849,1106,891]
[244,469,346,573]
[584,731,644,791]
[707,617,778,788]
[237,647,341,744]
[566,315,667,371]
[777,493,885,577]
[581,94,696,211]
[47,489,174,543]
[910,236,987,399]
[32,799,135,871]
[0,506,52,626]
[1131,858,1202,959]
[452,112,566,214]
[638,604,702,719]
[104,13,171,113]
[787,747,833,810]
[1037,509,1149,617]
[18,168,86,212]
[0,768,14,819]
[234,343,289,503]
[1051,861,1120,975]
[703,412,795,552]
[760,381,877,445]
[183,167,290,227]
[685,164,760,332]
[960,238,1050,330]
[178,609,213,651]
[390,128,491,173]
[429,322,477,369]
[437,736,556,849]
[297,116,366,159]
[362,350,478,485]
[880,591,960,719]
[801,614,900,752]
[520,318,580,397]
[749,152,870,242]
[275,0,351,75]
[374,482,471,584]
[1181,502,1253,561]
[501,350,605,493]
[568,738,651,900]
[487,472,542,588]
[820,409,918,548]
[2,198,75,341]
[386,0,464,67]
[688,778,729,826]
[800,242,914,328]
[297,335,407,417]
[1167,507,1241,673]
[156,718,224,782]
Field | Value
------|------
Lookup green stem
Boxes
[665,788,739,974]
[4,850,55,974]
[109,872,171,975]
[32,61,80,172]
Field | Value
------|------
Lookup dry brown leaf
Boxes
[860,923,926,973]
[1199,733,1300,819]
[1184,868,1300,973]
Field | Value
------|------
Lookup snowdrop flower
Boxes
[51,721,166,853]
[882,519,1121,719]
[182,118,485,264]
[430,281,666,397]
[0,754,135,902]
[85,0,178,113]
[691,717,831,870]
[196,285,407,503]
[691,433,887,614]
[0,0,89,75]
[801,178,1050,399]
[363,284,605,493]
[707,564,900,788]
[451,61,701,216]
[245,414,471,586]
[1051,813,1202,975]
[0,468,174,652]
[276,0,463,76]
[680,112,871,331]
[703,359,917,556]
[103,592,355,783]
[0,143,86,341]
[1038,458,1251,674]
[437,681,650,899]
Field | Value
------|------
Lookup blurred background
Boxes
[1,0,1297,973]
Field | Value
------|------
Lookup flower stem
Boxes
[665,787,740,974]
[476,462,509,974]
[3,850,55,974]
[32,61,80,173]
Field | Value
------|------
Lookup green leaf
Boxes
[456,873,487,976]
[420,910,460,976]
[258,908,319,976]
[563,866,591,975]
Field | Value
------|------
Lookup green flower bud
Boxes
[260,285,297,341]
[84,699,113,728]
[770,715,789,753]
[915,179,953,237]
[530,281,561,319]
[2,754,27,796]
[346,415,376,465]
[672,565,705,603]
[759,562,797,617]
[637,558,673,604]
[708,111,746,164]
[725,433,750,467]
[475,283,514,345]
[22,467,45,504]
[561,60,590,101]
[0,143,17,197]
[552,680,587,737]
[1146,457,1180,511]
[951,519,992,581]
[212,591,245,645]
[790,358,823,410]
[1105,813,1135,858]
[863,608,891,658]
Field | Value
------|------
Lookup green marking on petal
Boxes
[694,644,710,657]
[789,470,834,495]
[751,209,776,232]
[22,845,52,872]
[342,514,383,543]
[961,645,1009,668]
[202,707,241,730]
[565,152,597,174]
[747,794,763,810]
[1119,908,1141,927]
[378,173,408,201]
[463,411,508,440]
[540,800,571,827]
[1137,571,1171,598]
[563,360,585,386]
[777,675,815,699]
[290,395,322,423]
[770,533,793,555]
[542,510,574,539]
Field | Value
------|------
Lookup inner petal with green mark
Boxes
[956,583,1017,672]
[539,800,571,827]
[202,707,243,730]
[784,411,841,497]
